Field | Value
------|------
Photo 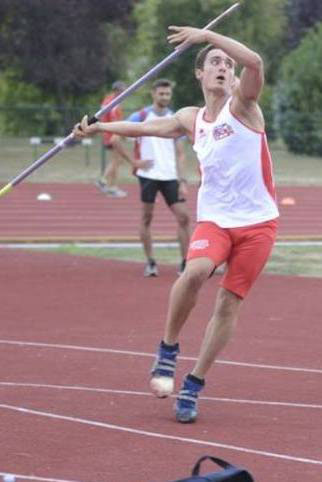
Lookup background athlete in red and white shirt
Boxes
[74,25,279,423]
[96,81,133,198]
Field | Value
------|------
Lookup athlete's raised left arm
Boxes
[167,26,264,102]
[168,26,264,129]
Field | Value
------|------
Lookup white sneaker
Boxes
[105,186,127,198]
[144,260,159,277]
[95,180,109,193]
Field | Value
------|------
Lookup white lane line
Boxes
[1,382,322,410]
[215,359,322,374]
[2,241,322,248]
[201,396,322,410]
[1,403,322,467]
[1,339,322,374]
[0,471,81,482]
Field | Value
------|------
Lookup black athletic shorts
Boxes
[138,176,185,206]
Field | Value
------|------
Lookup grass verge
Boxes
[40,244,322,278]
[1,137,322,185]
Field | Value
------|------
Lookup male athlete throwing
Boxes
[74,26,279,423]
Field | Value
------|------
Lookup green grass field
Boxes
[2,134,322,278]
[1,136,322,185]
[39,243,322,278]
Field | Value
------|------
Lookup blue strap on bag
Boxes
[171,455,254,481]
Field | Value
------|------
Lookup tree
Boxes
[129,0,287,113]
[0,0,135,133]
[276,22,322,155]
[286,0,322,49]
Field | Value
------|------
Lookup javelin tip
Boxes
[0,183,13,198]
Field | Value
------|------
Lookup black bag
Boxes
[171,455,254,481]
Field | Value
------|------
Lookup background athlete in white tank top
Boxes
[74,24,279,423]
[127,79,190,277]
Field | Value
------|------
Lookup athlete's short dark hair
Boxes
[152,78,173,90]
[195,45,236,71]
[195,45,216,70]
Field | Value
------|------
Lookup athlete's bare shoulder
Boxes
[231,88,265,131]
[174,106,199,141]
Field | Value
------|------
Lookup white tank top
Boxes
[193,99,279,228]
[135,107,177,180]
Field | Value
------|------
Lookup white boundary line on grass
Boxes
[1,382,322,410]
[1,241,322,248]
[0,339,322,374]
[1,403,322,467]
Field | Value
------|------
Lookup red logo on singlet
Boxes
[213,123,234,141]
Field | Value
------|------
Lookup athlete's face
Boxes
[152,86,172,108]
[196,48,235,94]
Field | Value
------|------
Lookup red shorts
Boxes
[187,219,278,298]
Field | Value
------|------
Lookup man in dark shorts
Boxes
[127,79,190,276]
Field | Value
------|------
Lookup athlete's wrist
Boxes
[205,30,217,45]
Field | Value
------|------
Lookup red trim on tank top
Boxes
[261,133,276,201]
[229,102,264,134]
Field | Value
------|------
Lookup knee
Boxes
[177,211,190,229]
[141,212,153,227]
[215,289,242,321]
[181,266,208,291]
[107,158,118,170]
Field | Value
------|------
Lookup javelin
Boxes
[0,2,240,198]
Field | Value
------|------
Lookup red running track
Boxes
[0,183,321,241]
[0,248,322,481]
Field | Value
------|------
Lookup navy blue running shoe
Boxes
[175,374,205,423]
[150,340,179,398]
